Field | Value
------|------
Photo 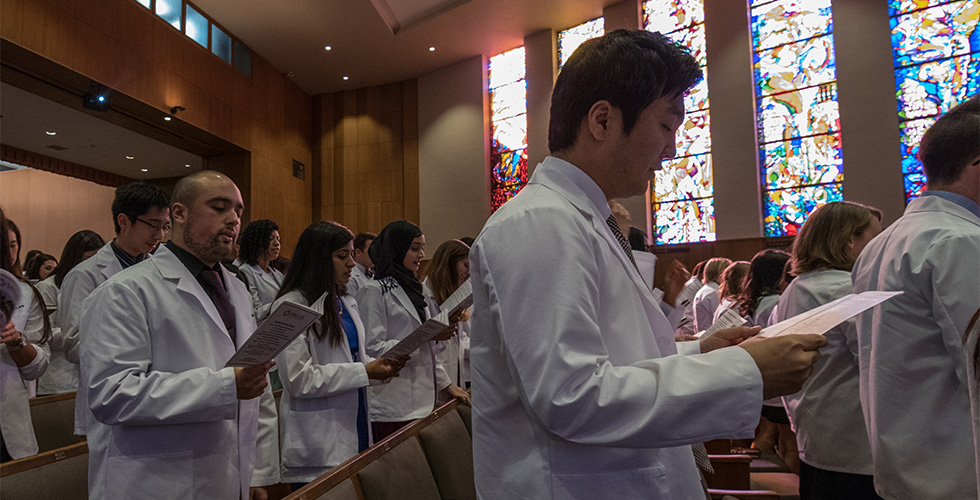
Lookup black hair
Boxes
[0,214,51,345]
[459,236,475,247]
[738,249,791,319]
[6,219,22,276]
[276,221,354,347]
[353,232,376,252]
[111,182,170,234]
[238,219,280,266]
[53,230,106,288]
[920,94,979,187]
[548,29,703,154]
[24,253,56,281]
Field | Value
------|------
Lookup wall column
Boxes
[833,0,905,224]
[704,0,763,239]
[524,29,557,177]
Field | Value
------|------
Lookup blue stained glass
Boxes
[751,0,834,52]
[763,183,844,236]
[762,133,843,190]
[889,0,936,16]
[758,83,840,144]
[755,34,838,96]
[656,154,714,202]
[654,198,716,244]
[904,172,927,201]
[895,54,980,119]
[898,117,935,174]
[491,149,528,211]
[890,0,978,67]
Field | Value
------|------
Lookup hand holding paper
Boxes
[226,301,322,367]
[383,279,473,359]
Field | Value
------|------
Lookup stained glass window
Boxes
[559,17,605,69]
[488,47,528,212]
[644,0,716,244]
[890,0,980,201]
[751,0,842,237]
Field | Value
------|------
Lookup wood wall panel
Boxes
[1,0,314,256]
[313,80,420,236]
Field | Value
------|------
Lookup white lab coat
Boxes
[58,242,124,435]
[347,263,370,297]
[35,276,76,394]
[357,277,451,422]
[239,263,283,321]
[422,280,470,388]
[712,297,736,324]
[275,290,374,482]
[852,194,980,500]
[778,269,872,474]
[470,157,764,500]
[0,280,51,459]
[79,245,261,500]
[965,310,980,497]
[693,281,720,332]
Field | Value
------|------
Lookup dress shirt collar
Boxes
[921,190,980,219]
[109,240,145,269]
[165,241,222,278]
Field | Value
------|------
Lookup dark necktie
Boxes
[200,269,237,344]
[605,214,638,272]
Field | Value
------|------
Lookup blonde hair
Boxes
[718,261,750,301]
[791,201,882,274]
[703,257,732,283]
[427,239,471,305]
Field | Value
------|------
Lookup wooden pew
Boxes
[283,398,469,500]
[0,442,88,500]
[29,392,84,453]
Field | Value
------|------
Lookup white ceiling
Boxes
[193,0,615,95]
[0,82,204,180]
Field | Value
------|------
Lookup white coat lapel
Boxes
[391,283,424,326]
[222,265,256,350]
[154,246,236,355]
[341,294,366,362]
[96,243,123,281]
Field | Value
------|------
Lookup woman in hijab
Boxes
[356,221,456,440]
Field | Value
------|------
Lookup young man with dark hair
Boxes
[852,94,979,499]
[348,232,376,296]
[59,181,170,435]
[470,29,826,499]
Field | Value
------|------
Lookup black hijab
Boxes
[370,220,427,321]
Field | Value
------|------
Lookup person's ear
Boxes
[586,100,616,141]
[170,203,187,226]
[117,213,132,232]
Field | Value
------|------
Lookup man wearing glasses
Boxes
[59,181,170,436]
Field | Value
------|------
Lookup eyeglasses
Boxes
[135,217,172,234]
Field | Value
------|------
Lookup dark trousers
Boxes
[800,460,883,500]
[371,420,412,442]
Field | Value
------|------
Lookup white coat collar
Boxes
[907,193,980,226]
[150,245,241,354]
[94,242,124,280]
[530,157,677,355]
[388,279,424,326]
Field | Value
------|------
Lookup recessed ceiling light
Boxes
[185,164,191,168]
[164,116,172,121]
[126,156,135,160]
[343,76,349,81]
[428,46,436,52]
[324,45,332,51]
[45,131,56,136]
[141,168,148,172]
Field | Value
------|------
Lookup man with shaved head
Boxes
[80,171,274,500]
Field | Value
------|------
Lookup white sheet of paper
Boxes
[225,300,322,367]
[756,291,903,339]
[634,252,657,290]
[384,279,474,359]
[696,307,747,339]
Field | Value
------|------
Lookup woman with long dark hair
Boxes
[34,230,105,395]
[0,213,51,461]
[737,249,791,327]
[24,254,56,282]
[423,239,473,399]
[274,221,405,487]
[778,201,884,500]
[357,220,456,440]
[238,219,283,321]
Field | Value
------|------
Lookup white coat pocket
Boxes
[106,450,193,500]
